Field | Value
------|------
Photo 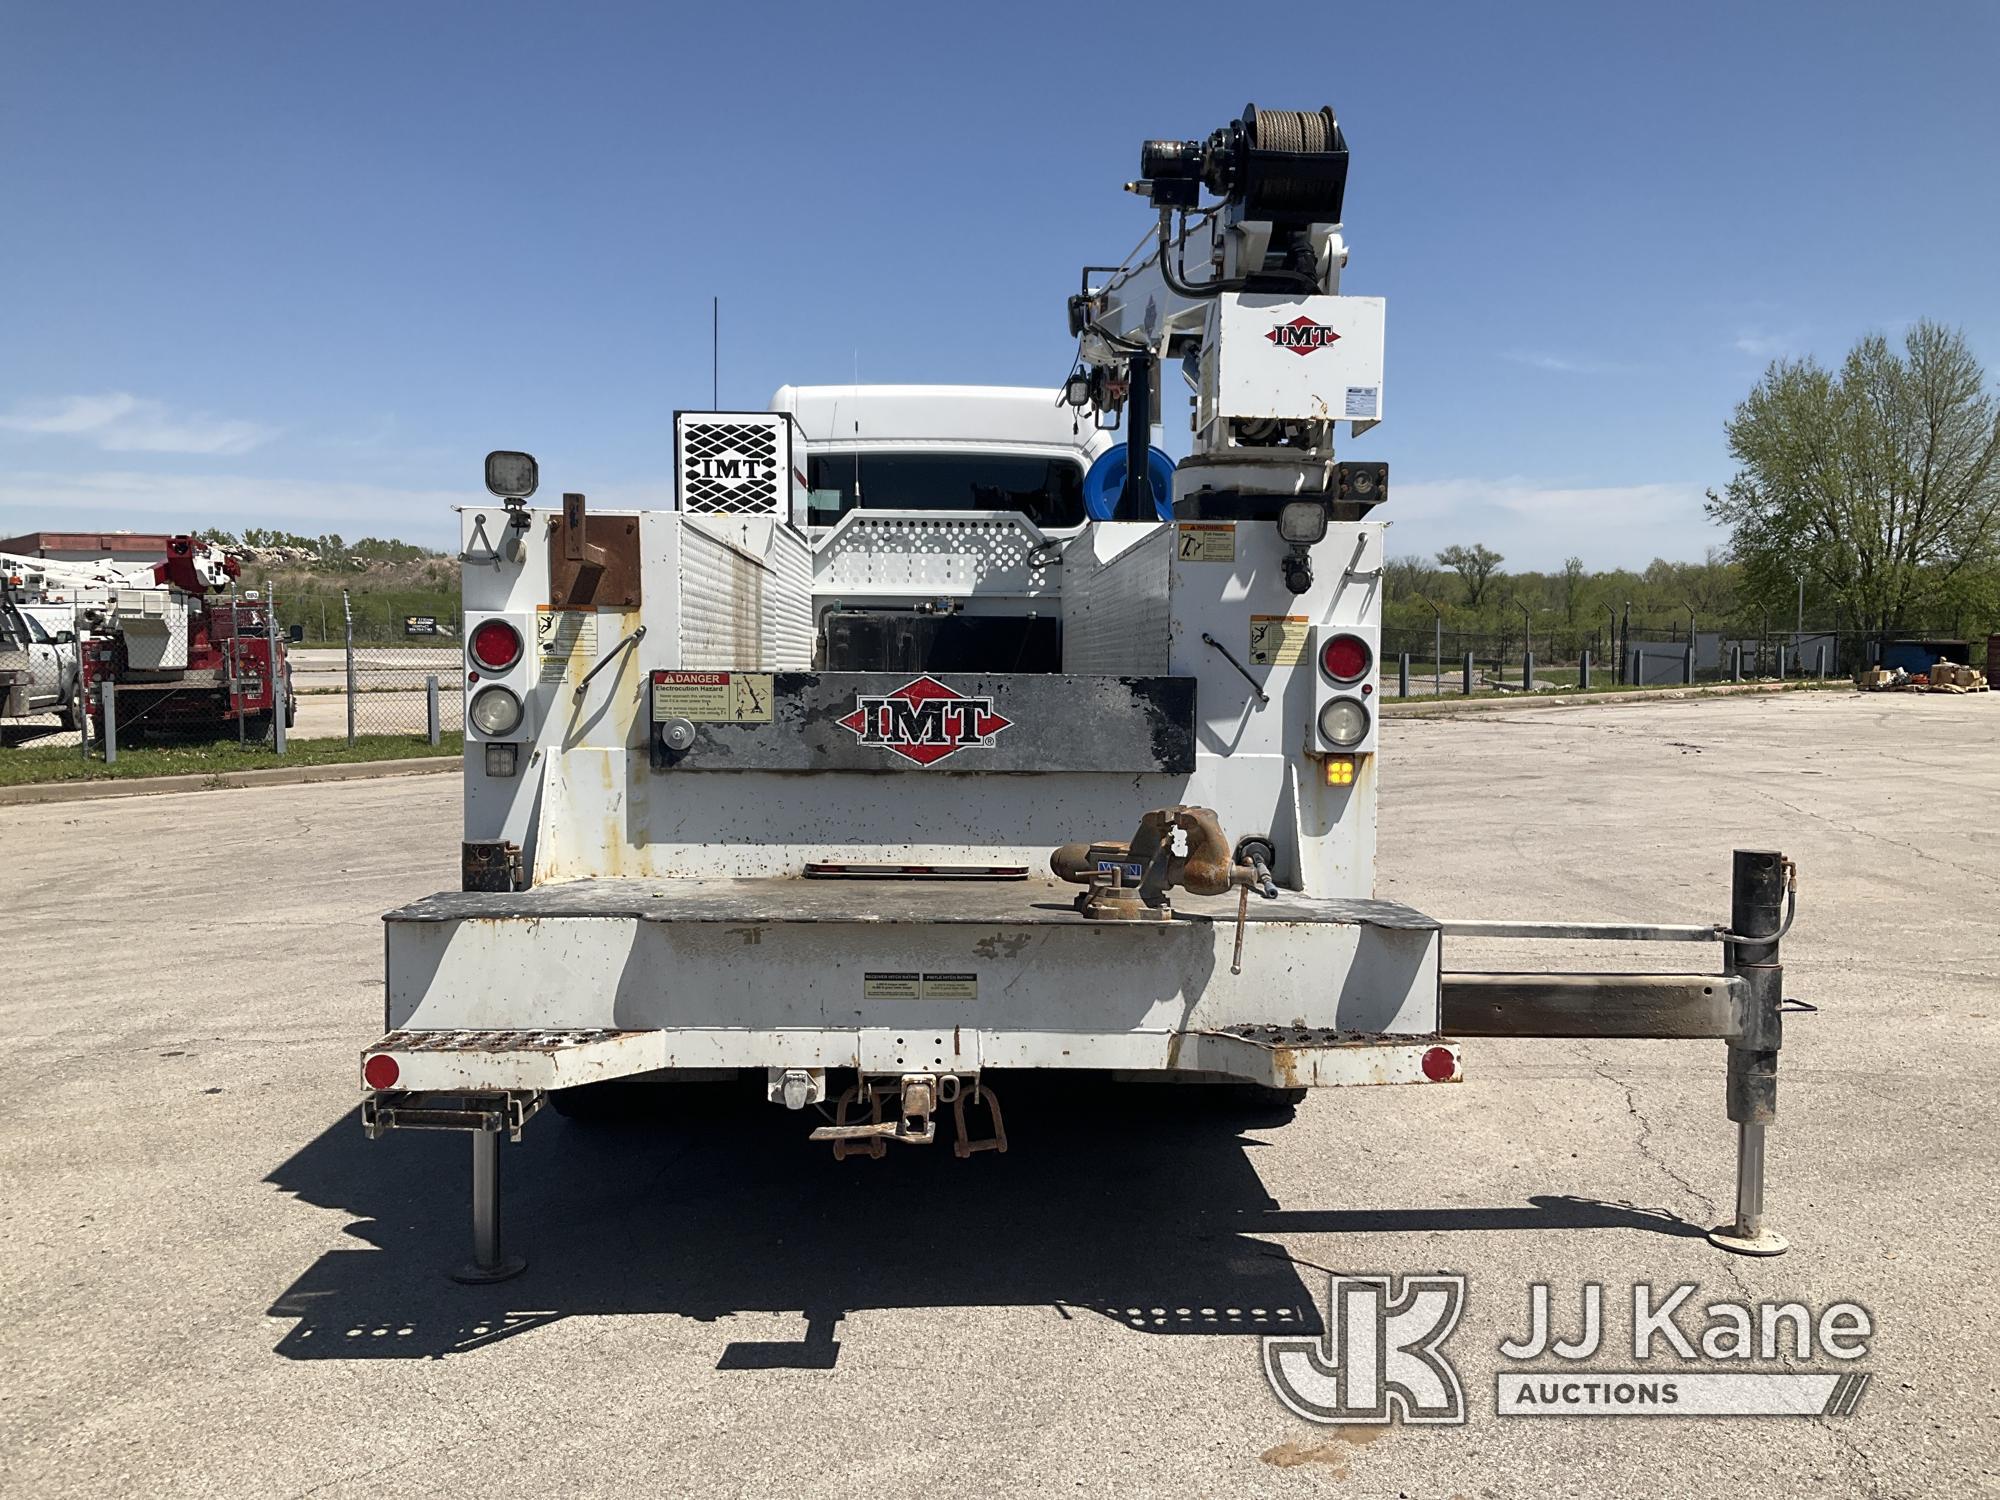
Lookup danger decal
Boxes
[835,675,1012,767]
[1267,316,1341,356]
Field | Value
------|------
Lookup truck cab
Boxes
[0,591,79,726]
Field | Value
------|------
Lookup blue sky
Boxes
[3,1,1994,570]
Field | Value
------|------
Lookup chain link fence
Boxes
[322,591,461,743]
[1380,622,1946,696]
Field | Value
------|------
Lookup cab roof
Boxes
[770,385,1109,457]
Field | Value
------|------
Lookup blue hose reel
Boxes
[1083,445,1176,522]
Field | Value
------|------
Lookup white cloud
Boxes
[1386,476,1728,571]
[0,393,275,456]
[1500,350,1634,375]
[1730,328,1803,360]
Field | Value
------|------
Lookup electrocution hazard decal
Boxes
[651,671,773,723]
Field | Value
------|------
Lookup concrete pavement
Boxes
[2,692,1993,1497]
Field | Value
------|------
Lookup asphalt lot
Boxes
[2,693,1994,1497]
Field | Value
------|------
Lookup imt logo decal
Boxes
[1267,315,1342,356]
[1264,1274,1467,1424]
[685,450,773,487]
[836,676,1012,767]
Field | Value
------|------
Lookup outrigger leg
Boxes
[1709,848,1791,1257]
[452,1125,528,1284]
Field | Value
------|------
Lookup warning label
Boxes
[1249,615,1311,666]
[862,971,979,1001]
[1175,523,1236,563]
[536,607,598,680]
[651,671,774,723]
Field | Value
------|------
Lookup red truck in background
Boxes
[79,535,297,742]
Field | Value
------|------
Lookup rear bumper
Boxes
[357,1024,1461,1097]
[378,876,1447,1086]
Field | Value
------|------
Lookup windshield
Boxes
[806,452,1085,529]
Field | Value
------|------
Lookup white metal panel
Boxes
[677,516,814,670]
[1164,520,1384,896]
[814,511,1059,600]
[363,1028,668,1092]
[111,588,189,669]
[772,384,1109,455]
[1060,523,1173,674]
[1205,294,1387,427]
[764,523,815,669]
[679,521,769,668]
[386,904,1441,1046]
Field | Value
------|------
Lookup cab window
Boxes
[806,453,1085,529]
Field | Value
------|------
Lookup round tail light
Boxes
[1318,697,1370,748]
[470,618,522,672]
[363,1053,401,1090]
[470,684,524,737]
[1420,1046,1457,1082]
[1321,632,1372,684]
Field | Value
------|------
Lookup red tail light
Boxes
[363,1054,401,1089]
[469,618,522,672]
[1420,1046,1457,1082]
[1321,633,1372,683]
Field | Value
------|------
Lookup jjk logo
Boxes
[1264,1274,1467,1424]
[835,675,1012,767]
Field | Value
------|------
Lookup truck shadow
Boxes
[264,1080,1701,1365]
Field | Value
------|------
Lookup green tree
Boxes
[1436,543,1504,607]
[1707,320,2000,639]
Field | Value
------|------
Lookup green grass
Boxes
[0,732,462,788]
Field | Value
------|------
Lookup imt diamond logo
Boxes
[835,676,1012,767]
[1267,315,1342,356]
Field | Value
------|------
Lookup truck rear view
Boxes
[365,105,1799,1284]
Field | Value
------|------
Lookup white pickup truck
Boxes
[0,591,80,732]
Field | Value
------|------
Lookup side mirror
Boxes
[485,450,539,499]
[53,630,75,644]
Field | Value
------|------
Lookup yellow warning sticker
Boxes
[651,671,774,723]
[535,607,598,680]
[1249,614,1311,666]
[1175,522,1236,563]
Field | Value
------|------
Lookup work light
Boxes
[1279,501,1329,545]
[470,684,524,737]
[1318,697,1369,747]
[484,450,539,499]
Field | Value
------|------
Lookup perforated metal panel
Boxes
[1061,525,1173,674]
[813,513,1059,598]
[676,412,791,517]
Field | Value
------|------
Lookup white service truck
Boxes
[363,105,1798,1283]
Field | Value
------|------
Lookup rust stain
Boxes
[1259,1440,1348,1474]
[1259,1426,1386,1471]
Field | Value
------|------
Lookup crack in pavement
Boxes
[1587,1055,1720,1223]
